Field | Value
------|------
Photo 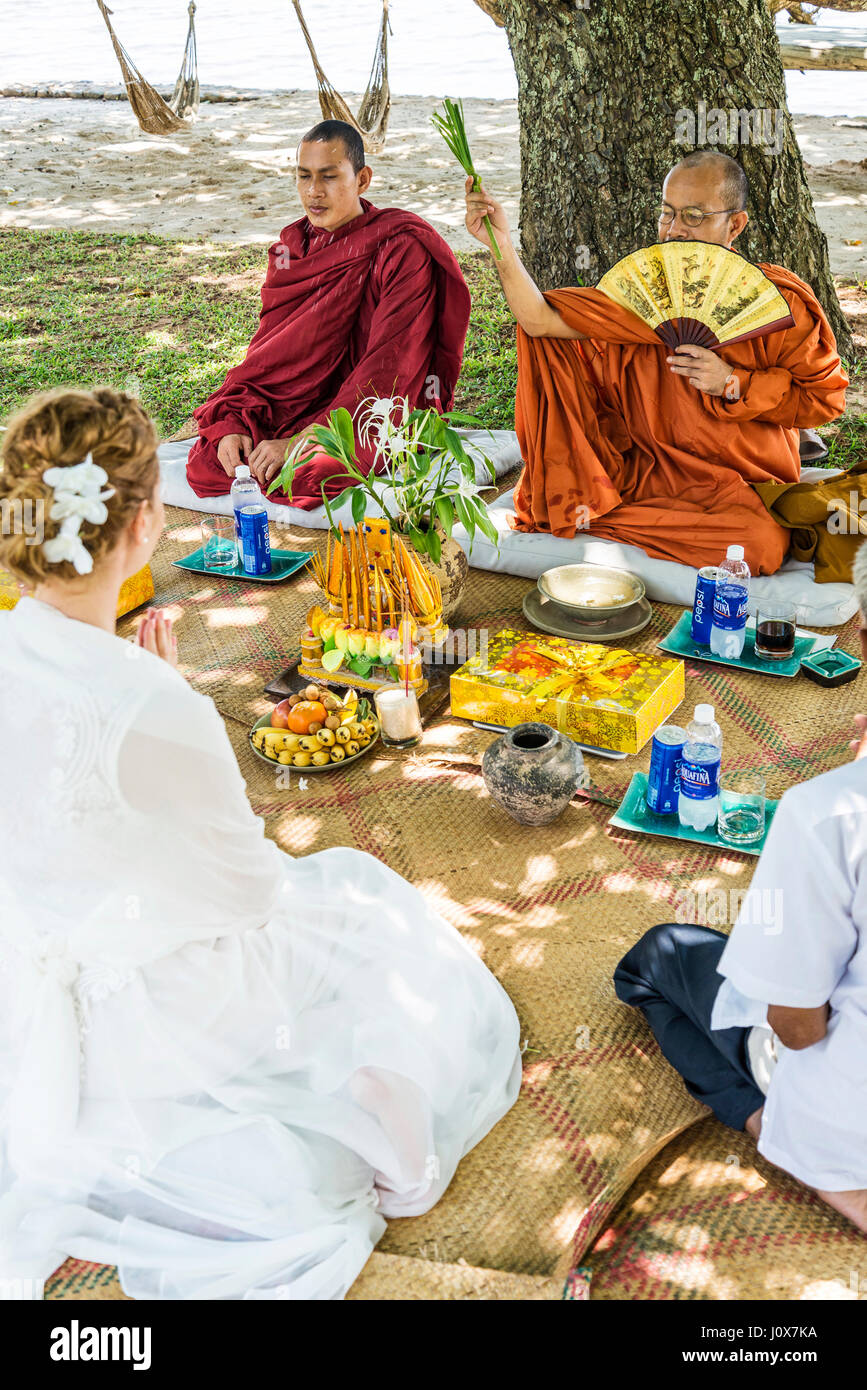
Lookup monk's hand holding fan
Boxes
[666,344,735,396]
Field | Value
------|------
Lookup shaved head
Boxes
[670,151,749,212]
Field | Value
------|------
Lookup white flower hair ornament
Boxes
[41,456,115,576]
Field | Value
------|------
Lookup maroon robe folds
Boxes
[187,200,471,508]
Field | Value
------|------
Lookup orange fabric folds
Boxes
[513,266,848,576]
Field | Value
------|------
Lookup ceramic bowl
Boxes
[537,563,646,619]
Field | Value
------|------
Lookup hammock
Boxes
[95,0,199,135]
[171,3,200,120]
[290,0,392,153]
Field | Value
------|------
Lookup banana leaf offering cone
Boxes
[306,518,444,689]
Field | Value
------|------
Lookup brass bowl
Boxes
[537,563,646,620]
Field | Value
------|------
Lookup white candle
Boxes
[375,686,423,746]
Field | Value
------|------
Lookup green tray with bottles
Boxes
[609,772,779,857]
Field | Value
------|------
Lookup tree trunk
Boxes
[495,0,851,352]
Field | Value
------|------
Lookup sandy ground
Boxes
[1,92,865,279]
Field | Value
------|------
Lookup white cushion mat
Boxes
[159,430,522,532]
[451,466,856,629]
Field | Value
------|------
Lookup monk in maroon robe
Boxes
[187,120,471,508]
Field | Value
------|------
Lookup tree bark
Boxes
[490,0,851,352]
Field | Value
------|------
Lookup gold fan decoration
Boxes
[597,241,795,350]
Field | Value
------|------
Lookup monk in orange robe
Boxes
[465,152,848,574]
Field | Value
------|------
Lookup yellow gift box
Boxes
[116,564,155,617]
[0,564,154,618]
[450,629,685,755]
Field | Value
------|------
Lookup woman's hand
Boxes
[137,608,178,668]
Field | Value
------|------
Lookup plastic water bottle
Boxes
[230,464,261,558]
[710,544,751,660]
[678,704,723,832]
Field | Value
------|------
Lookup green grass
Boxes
[0,228,518,436]
[1,227,863,464]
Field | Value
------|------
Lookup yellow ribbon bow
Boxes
[528,644,635,705]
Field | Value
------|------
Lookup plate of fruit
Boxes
[249,683,380,772]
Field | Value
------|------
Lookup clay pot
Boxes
[409,524,469,623]
[482,722,587,827]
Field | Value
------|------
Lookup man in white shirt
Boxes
[615,546,867,1235]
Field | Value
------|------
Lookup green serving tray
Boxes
[173,545,314,584]
[609,772,778,857]
[657,609,816,677]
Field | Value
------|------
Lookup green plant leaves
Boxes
[434,496,455,539]
[332,407,357,460]
[351,489,366,526]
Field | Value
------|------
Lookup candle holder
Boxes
[374,683,423,749]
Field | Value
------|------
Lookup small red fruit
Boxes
[271,699,292,729]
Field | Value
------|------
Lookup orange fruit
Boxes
[286,700,327,734]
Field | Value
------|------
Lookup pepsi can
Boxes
[691,566,718,645]
[646,725,687,816]
[238,504,272,576]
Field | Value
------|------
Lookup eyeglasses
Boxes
[658,203,738,228]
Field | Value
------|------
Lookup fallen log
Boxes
[779,24,867,69]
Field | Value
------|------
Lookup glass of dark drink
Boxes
[755,600,797,661]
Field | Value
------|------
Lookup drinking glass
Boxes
[201,516,237,573]
[374,684,422,749]
[754,600,797,662]
[718,770,766,846]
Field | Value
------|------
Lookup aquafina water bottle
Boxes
[678,704,723,832]
[710,544,751,660]
[230,464,261,560]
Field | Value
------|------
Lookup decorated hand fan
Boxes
[597,241,795,350]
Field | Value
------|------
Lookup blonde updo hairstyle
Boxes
[0,387,159,587]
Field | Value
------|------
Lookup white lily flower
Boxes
[453,479,483,501]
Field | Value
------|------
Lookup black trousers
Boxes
[614,922,765,1132]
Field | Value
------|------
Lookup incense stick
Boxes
[358,524,371,631]
[338,523,349,623]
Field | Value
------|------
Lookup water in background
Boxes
[0,0,863,115]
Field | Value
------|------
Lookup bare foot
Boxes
[744,1104,763,1141]
[743,1108,867,1234]
[814,1187,867,1236]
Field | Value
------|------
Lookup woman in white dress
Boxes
[0,388,521,1300]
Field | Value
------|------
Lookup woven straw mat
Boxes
[45,504,863,1300]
